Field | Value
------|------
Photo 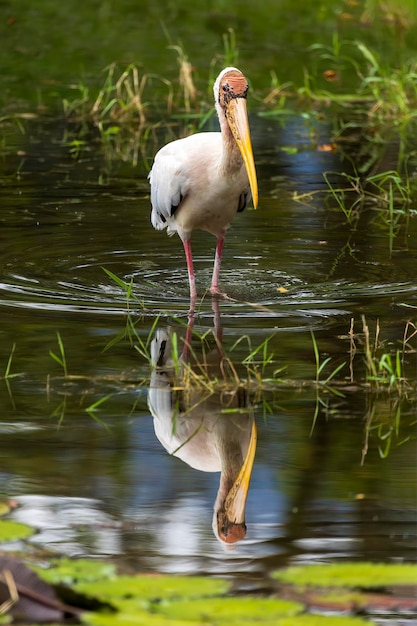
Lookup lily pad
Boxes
[34,557,116,585]
[82,607,195,626]
[76,574,229,609]
[83,606,371,626]
[269,618,371,626]
[157,596,303,623]
[273,562,417,588]
[0,502,11,517]
[0,519,34,542]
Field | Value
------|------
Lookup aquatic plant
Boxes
[0,519,34,542]
[1,548,415,624]
[350,316,414,394]
[295,164,416,249]
[273,561,417,587]
[49,331,68,377]
[286,37,417,131]
[61,63,173,167]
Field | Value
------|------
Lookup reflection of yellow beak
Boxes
[226,97,258,209]
[217,420,257,543]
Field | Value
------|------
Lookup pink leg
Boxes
[183,239,197,306]
[210,236,225,295]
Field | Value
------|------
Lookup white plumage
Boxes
[148,326,257,544]
[148,67,258,304]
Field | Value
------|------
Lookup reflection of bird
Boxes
[148,67,258,305]
[148,319,257,544]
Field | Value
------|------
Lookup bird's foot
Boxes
[209,287,234,301]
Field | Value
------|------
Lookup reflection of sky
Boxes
[12,495,122,557]
[124,417,286,521]
[4,402,416,575]
[251,115,345,193]
[2,335,416,575]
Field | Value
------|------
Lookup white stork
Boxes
[148,67,258,306]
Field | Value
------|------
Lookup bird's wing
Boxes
[148,140,191,232]
[148,133,221,233]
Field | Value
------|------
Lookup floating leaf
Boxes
[0,520,34,542]
[82,606,192,625]
[273,562,417,588]
[82,607,371,626]
[157,596,303,623]
[0,503,11,518]
[34,558,116,585]
[270,617,371,625]
[76,575,229,610]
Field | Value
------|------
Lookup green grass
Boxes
[49,331,68,377]
[2,268,414,460]
[58,37,416,249]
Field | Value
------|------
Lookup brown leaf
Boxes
[0,555,80,623]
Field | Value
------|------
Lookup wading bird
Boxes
[148,67,258,306]
[148,318,257,544]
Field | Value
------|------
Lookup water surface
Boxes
[0,113,416,585]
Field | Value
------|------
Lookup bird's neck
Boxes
[216,105,243,175]
[216,438,245,498]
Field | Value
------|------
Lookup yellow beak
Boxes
[218,420,257,543]
[226,97,259,209]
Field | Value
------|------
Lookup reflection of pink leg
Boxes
[182,309,195,361]
[183,239,197,309]
[211,297,222,344]
[210,236,225,295]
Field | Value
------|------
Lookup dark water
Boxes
[0,114,416,583]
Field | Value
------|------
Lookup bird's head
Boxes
[213,420,257,545]
[214,68,258,209]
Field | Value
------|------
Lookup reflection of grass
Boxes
[5,267,414,461]
[361,397,411,462]
[310,329,346,433]
[351,316,416,462]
